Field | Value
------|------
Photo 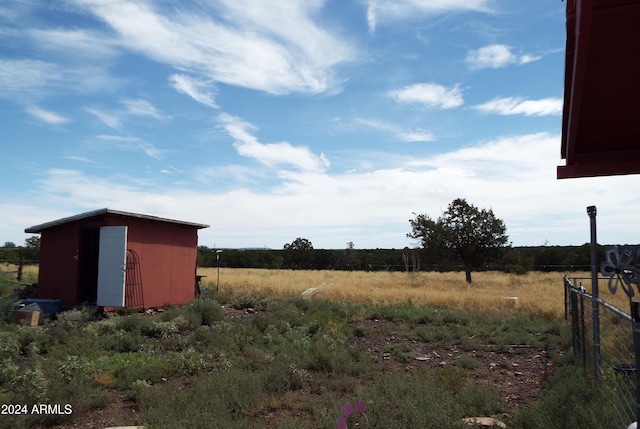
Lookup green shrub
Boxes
[364,369,464,428]
[55,307,100,328]
[113,355,171,389]
[188,299,225,325]
[510,364,621,429]
[385,342,413,363]
[115,313,159,336]
[0,331,19,360]
[99,329,145,353]
[0,298,13,323]
[232,295,260,310]
[160,300,224,329]
[263,360,306,393]
[134,370,265,428]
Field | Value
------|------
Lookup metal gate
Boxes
[125,249,144,309]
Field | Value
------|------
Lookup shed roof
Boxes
[25,208,209,233]
[558,0,640,179]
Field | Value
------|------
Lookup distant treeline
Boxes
[0,240,40,266]
[0,242,612,274]
[197,244,609,273]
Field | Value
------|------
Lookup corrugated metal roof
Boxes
[24,208,209,233]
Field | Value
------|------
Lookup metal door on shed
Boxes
[96,226,127,307]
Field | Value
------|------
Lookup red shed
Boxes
[25,208,209,309]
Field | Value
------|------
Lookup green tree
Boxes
[408,198,509,283]
[22,235,41,263]
[282,238,315,269]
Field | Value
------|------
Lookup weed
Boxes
[510,363,621,429]
[12,366,49,402]
[352,324,371,337]
[435,366,469,392]
[233,295,260,310]
[385,343,413,363]
[0,330,19,360]
[455,354,479,370]
[115,313,159,336]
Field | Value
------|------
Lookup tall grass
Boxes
[199,268,583,316]
[5,264,628,317]
[0,264,38,285]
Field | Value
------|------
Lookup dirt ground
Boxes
[349,319,554,410]
[49,307,554,428]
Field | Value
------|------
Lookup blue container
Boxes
[21,299,62,317]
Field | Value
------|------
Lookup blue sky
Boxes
[1,0,637,250]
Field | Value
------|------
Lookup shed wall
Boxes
[34,213,200,309]
[36,223,81,307]
[120,218,198,308]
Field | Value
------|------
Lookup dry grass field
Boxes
[197,268,612,317]
[3,263,630,317]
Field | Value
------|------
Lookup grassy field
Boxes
[3,263,630,316]
[0,267,632,429]
[197,268,622,317]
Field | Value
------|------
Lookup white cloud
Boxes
[474,97,563,116]
[96,135,140,142]
[138,142,165,161]
[355,117,397,132]
[85,100,168,130]
[367,0,493,32]
[355,118,436,142]
[28,28,118,58]
[367,1,378,33]
[26,106,70,125]
[64,156,96,163]
[465,44,539,70]
[169,74,218,108]
[0,58,118,103]
[0,59,63,100]
[121,98,168,121]
[397,130,436,142]
[69,0,355,94]
[387,83,463,109]
[93,134,164,160]
[85,108,121,128]
[11,131,640,249]
[218,114,330,172]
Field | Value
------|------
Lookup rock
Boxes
[462,417,507,428]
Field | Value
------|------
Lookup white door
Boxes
[97,226,127,307]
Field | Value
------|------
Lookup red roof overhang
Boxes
[558,0,640,179]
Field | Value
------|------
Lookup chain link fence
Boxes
[565,276,637,428]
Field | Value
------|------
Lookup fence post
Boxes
[579,292,587,367]
[632,301,640,426]
[587,205,601,383]
[569,287,579,356]
[17,251,23,282]
[564,277,569,321]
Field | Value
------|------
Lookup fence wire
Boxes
[565,276,636,428]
